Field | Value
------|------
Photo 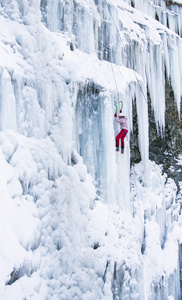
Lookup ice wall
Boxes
[41,0,182,131]
[0,0,181,215]
[0,0,181,206]
[1,0,181,187]
[0,0,182,299]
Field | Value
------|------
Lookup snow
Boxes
[0,0,181,299]
[0,134,181,299]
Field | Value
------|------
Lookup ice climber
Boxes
[114,110,128,153]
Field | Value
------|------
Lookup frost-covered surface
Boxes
[0,0,181,299]
[124,0,182,37]
[1,131,181,299]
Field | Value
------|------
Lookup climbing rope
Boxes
[111,62,120,105]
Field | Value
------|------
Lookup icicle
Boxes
[146,42,165,133]
[170,4,182,36]
[136,81,149,184]
[168,34,181,115]
[46,0,63,32]
[160,31,170,81]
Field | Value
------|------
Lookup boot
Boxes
[121,147,124,154]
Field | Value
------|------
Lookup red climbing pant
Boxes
[116,130,128,148]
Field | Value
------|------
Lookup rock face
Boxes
[166,1,182,8]
[165,81,182,157]
[130,103,141,164]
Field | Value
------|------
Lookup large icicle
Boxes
[168,34,181,114]
[136,81,149,183]
[146,40,165,132]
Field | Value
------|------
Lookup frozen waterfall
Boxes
[0,0,181,299]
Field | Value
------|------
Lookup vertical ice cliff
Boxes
[0,0,181,299]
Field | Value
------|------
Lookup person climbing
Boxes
[114,110,128,153]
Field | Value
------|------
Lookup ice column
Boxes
[44,0,97,54]
[74,83,106,197]
[0,68,17,131]
[41,0,73,32]
[101,93,116,204]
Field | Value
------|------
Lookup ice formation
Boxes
[0,0,181,299]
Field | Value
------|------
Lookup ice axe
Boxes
[115,104,118,114]
[120,101,123,113]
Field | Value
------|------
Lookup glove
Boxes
[114,113,117,117]
[120,110,122,113]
